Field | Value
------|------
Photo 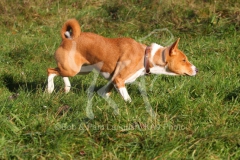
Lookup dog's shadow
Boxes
[69,80,109,95]
[3,74,46,93]
[224,86,240,102]
[2,73,110,96]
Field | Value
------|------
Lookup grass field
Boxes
[0,0,240,159]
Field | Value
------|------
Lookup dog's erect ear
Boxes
[169,38,180,56]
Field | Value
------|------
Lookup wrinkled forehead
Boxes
[177,49,188,59]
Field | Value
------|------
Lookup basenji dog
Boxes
[47,19,198,102]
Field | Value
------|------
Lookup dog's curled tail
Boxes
[61,19,81,40]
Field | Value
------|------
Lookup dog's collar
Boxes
[162,48,167,64]
[144,46,151,75]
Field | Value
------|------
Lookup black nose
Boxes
[196,68,198,73]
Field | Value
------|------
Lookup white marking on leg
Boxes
[63,77,71,93]
[47,74,57,93]
[118,87,131,102]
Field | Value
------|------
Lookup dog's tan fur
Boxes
[47,19,197,101]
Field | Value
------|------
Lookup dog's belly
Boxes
[125,68,145,84]
[100,72,111,79]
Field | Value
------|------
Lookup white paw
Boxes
[47,87,54,93]
[125,97,132,103]
[47,74,56,93]
[118,87,132,102]
[63,77,71,93]
[64,86,71,93]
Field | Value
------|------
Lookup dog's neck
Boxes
[144,46,151,74]
[144,45,168,74]
[143,44,179,76]
[161,49,167,65]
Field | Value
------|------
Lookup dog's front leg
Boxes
[113,80,131,102]
[118,86,132,102]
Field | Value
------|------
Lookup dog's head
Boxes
[150,38,198,76]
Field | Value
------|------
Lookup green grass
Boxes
[0,0,240,159]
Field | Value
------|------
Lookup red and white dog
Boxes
[47,19,198,102]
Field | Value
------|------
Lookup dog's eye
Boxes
[182,59,186,62]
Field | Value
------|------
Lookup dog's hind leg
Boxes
[110,61,132,102]
[63,77,71,93]
[47,68,60,93]
[113,78,131,102]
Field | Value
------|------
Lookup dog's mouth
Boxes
[182,72,194,77]
[184,67,198,76]
[166,67,198,76]
[184,71,198,76]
